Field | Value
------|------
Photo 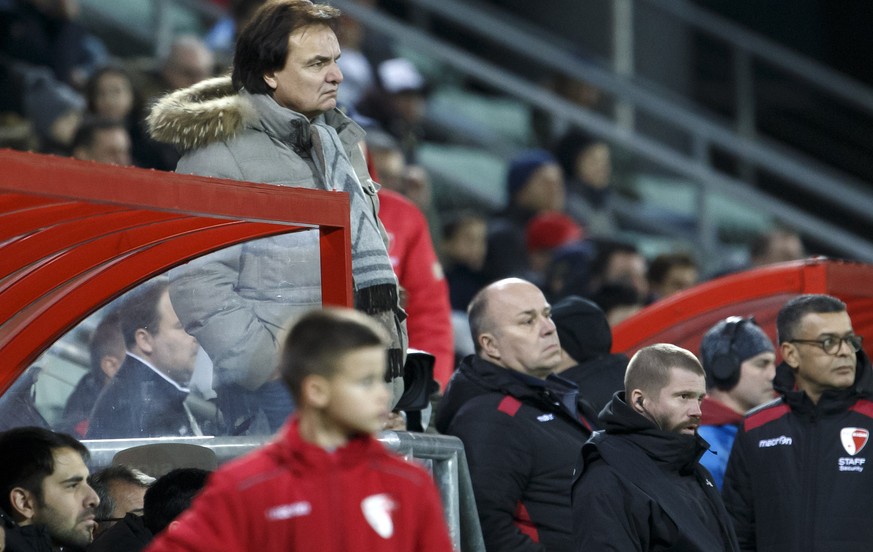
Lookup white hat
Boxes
[378,58,425,94]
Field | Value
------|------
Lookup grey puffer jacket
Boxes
[147,76,404,399]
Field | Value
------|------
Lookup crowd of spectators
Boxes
[0,0,812,339]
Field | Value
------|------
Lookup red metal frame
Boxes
[612,258,873,361]
[0,149,353,394]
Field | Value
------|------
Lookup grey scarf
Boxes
[309,122,406,380]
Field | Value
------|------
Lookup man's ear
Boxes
[479,332,501,361]
[100,355,123,380]
[9,487,37,522]
[629,389,646,414]
[301,375,330,409]
[134,328,153,355]
[780,342,799,368]
[263,72,277,90]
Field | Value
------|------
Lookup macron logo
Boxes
[759,435,793,448]
[266,501,312,521]
[537,414,555,422]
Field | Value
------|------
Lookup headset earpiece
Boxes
[709,316,753,391]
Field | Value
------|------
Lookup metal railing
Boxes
[84,431,485,551]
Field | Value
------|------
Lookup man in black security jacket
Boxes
[436,278,597,552]
[723,294,873,551]
[572,343,739,551]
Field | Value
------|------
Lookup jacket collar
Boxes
[774,349,873,415]
[147,76,365,153]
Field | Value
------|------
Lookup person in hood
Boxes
[145,0,406,434]
[571,343,740,552]
[723,294,873,551]
[436,278,597,552]
[551,295,627,413]
[697,316,776,489]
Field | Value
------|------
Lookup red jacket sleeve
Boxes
[378,190,455,390]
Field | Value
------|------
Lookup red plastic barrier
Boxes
[612,258,873,361]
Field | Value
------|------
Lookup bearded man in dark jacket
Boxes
[436,278,597,552]
[723,294,873,551]
[572,343,739,552]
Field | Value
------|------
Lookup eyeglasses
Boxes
[788,335,863,355]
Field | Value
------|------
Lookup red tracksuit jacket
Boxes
[144,418,454,551]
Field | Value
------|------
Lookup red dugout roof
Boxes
[612,258,873,361]
[0,149,353,395]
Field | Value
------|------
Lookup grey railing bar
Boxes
[645,0,873,113]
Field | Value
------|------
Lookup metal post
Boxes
[612,0,636,130]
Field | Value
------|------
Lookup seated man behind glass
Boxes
[87,278,202,438]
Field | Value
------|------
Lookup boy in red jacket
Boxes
[145,308,454,551]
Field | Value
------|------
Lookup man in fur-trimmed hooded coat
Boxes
[145,0,406,433]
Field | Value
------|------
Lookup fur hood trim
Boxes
[146,76,258,151]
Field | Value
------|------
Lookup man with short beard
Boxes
[571,344,739,551]
[0,427,100,551]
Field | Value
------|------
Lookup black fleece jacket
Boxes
[572,392,739,552]
[437,355,598,552]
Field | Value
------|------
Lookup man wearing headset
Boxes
[723,294,873,551]
[571,343,739,551]
[698,316,776,489]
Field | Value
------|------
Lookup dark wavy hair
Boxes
[231,0,340,94]
[0,427,90,517]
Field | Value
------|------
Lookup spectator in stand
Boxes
[335,0,375,109]
[144,308,453,552]
[749,227,806,267]
[59,309,125,437]
[365,127,438,234]
[436,278,597,551]
[370,141,454,391]
[589,282,646,328]
[723,294,873,551]
[156,36,216,95]
[647,251,699,303]
[0,0,109,90]
[697,316,776,489]
[484,149,567,283]
[524,211,584,287]
[19,63,85,155]
[204,0,267,66]
[134,35,217,171]
[87,279,202,439]
[571,344,740,551]
[551,295,628,413]
[532,68,602,148]
[84,65,138,125]
[0,427,100,550]
[84,64,160,168]
[586,239,649,300]
[542,241,594,303]
[89,466,154,538]
[553,128,619,238]
[70,117,133,166]
[357,57,431,161]
[440,211,489,312]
